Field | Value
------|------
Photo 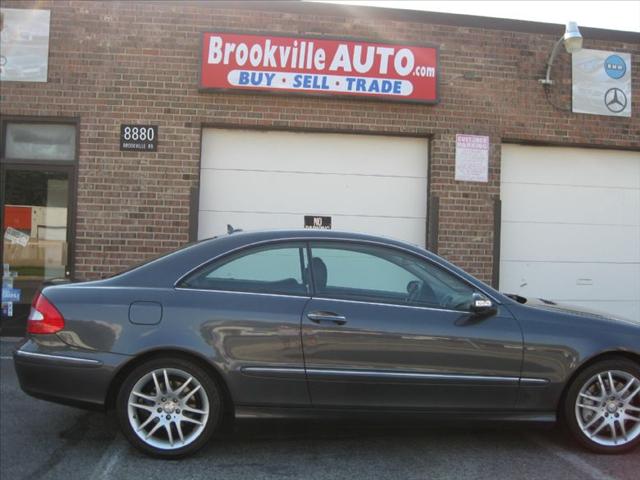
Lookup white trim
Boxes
[307,296,467,315]
[14,349,101,365]
[174,287,309,299]
[305,368,519,383]
[241,367,305,376]
[520,377,550,385]
[240,366,549,385]
[174,287,469,315]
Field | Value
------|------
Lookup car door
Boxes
[175,241,312,407]
[301,241,523,410]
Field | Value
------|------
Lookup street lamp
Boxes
[539,21,583,85]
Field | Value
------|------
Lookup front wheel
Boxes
[116,357,222,458]
[564,358,640,453]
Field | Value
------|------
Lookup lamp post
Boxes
[539,21,583,85]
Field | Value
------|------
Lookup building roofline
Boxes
[207,1,640,43]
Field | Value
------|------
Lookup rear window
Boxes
[179,242,310,296]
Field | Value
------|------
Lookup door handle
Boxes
[307,311,347,325]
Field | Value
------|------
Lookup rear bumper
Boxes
[13,338,131,410]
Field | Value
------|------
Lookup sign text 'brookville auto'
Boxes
[200,32,438,103]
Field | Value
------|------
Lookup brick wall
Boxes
[1,0,638,282]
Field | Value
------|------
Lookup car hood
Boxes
[511,296,640,327]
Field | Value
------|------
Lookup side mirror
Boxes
[469,293,497,316]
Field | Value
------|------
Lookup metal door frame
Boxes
[1,117,79,334]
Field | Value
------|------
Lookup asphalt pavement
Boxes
[1,338,638,480]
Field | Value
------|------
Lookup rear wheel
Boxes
[564,358,640,453]
[116,357,222,458]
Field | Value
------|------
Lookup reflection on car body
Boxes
[13,229,640,457]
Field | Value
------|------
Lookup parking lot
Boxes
[1,338,638,480]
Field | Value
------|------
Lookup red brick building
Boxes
[1,1,639,333]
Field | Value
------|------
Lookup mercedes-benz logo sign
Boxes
[604,87,627,113]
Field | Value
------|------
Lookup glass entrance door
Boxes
[1,167,71,335]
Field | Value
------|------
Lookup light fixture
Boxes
[539,21,583,85]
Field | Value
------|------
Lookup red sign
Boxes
[200,32,438,103]
[3,206,31,231]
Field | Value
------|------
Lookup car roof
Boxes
[200,228,423,249]
[98,228,507,304]
[105,229,428,287]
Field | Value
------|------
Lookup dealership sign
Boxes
[572,49,632,117]
[200,32,438,103]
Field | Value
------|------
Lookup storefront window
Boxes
[1,120,76,335]
[2,169,70,329]
[4,123,76,161]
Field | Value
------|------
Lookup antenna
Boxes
[227,224,243,234]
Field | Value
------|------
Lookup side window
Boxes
[310,242,476,310]
[180,243,309,296]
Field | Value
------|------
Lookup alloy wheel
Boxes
[127,367,210,450]
[575,370,640,447]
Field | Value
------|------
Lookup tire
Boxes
[116,356,223,458]
[563,358,640,454]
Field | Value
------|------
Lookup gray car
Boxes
[13,229,640,457]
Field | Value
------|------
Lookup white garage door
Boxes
[198,129,428,246]
[500,145,640,320]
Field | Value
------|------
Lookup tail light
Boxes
[27,292,65,334]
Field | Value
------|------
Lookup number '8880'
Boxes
[123,126,155,141]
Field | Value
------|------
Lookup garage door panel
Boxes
[199,128,428,247]
[199,170,427,218]
[499,261,640,301]
[501,183,640,226]
[501,223,640,263]
[198,211,425,246]
[201,129,428,177]
[501,145,640,320]
[501,146,640,188]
